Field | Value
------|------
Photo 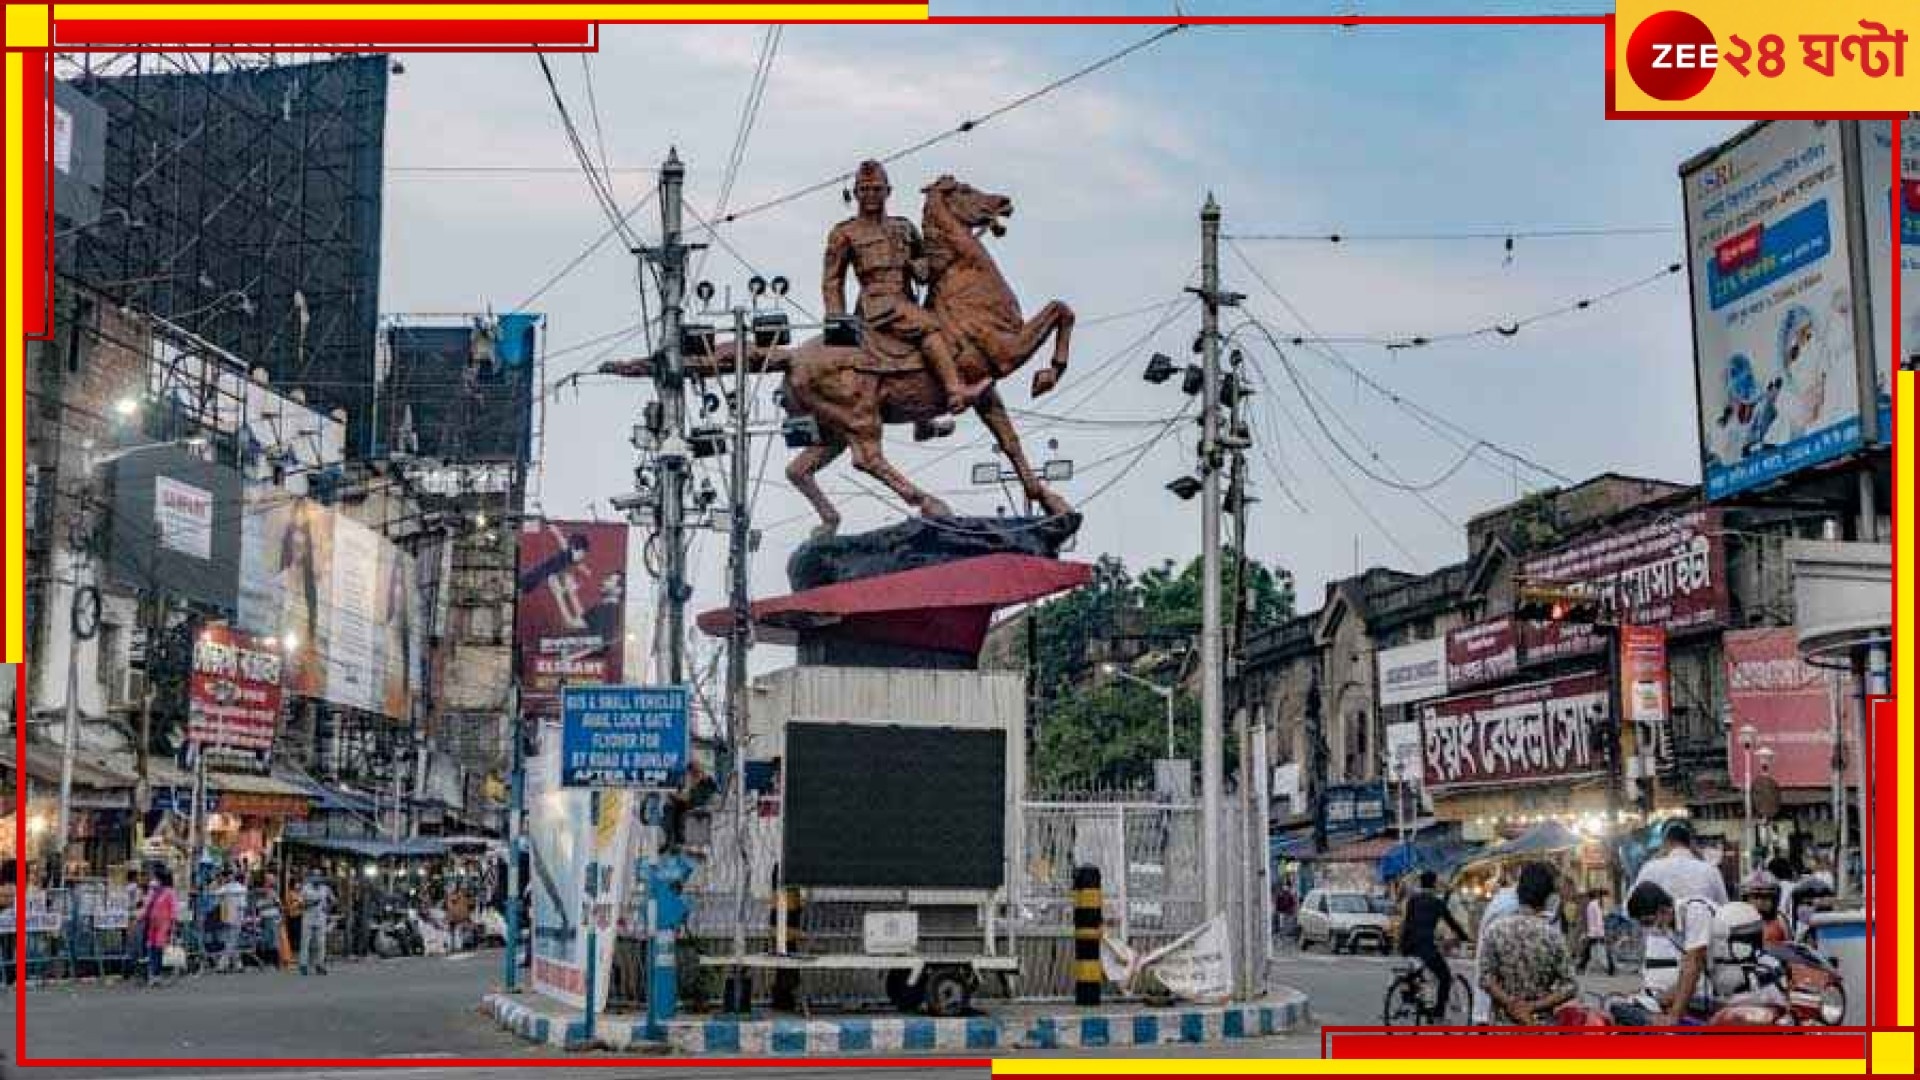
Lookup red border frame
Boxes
[7,7,1905,1071]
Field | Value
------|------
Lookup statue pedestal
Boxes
[786,513,1081,592]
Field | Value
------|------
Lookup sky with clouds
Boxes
[374,17,1743,676]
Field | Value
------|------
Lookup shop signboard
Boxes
[1445,618,1518,690]
[514,520,629,715]
[1520,508,1728,656]
[1419,673,1609,792]
[1377,639,1447,707]
[1724,628,1861,788]
[187,623,284,773]
[1319,783,1388,838]
[1681,120,1875,499]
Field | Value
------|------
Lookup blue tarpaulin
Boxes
[1464,821,1582,865]
[496,312,541,365]
[1379,839,1481,882]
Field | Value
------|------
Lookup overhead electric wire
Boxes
[695,25,782,287]
[1227,224,1679,243]
[1225,239,1574,487]
[705,24,1191,232]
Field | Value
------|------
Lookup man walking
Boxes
[1577,888,1616,976]
[213,870,249,973]
[1398,870,1470,1021]
[298,871,335,975]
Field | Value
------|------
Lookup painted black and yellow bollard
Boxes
[1072,865,1103,1006]
[770,886,804,1011]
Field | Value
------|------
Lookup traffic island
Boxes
[481,988,1311,1054]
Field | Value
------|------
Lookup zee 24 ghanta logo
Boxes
[1626,10,1908,101]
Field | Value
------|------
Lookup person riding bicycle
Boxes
[1399,870,1470,1021]
[1478,861,1578,1025]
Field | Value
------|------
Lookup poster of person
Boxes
[238,491,334,699]
[326,515,382,713]
[379,545,420,722]
[1683,120,1865,499]
[514,520,629,711]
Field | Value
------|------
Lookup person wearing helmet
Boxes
[1742,871,1790,945]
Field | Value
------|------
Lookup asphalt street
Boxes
[0,949,1322,1078]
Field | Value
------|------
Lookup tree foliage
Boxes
[1026,550,1296,792]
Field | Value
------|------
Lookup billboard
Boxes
[1319,783,1389,838]
[380,317,540,462]
[1858,119,1914,404]
[1519,508,1729,666]
[104,444,242,613]
[1682,120,1865,499]
[514,520,629,712]
[187,624,284,773]
[1419,673,1608,792]
[236,488,418,720]
[1724,628,1860,788]
[1376,639,1447,707]
[1619,625,1672,774]
[526,728,631,1013]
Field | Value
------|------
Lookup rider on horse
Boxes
[822,159,989,417]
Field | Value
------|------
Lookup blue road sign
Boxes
[560,685,690,789]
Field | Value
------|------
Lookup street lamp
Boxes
[1102,663,1177,761]
[1737,723,1762,879]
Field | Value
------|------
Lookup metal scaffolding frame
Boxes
[57,51,389,459]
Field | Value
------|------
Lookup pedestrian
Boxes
[1632,819,1728,907]
[283,875,305,966]
[214,870,248,972]
[1766,856,1798,935]
[1470,869,1523,1024]
[1577,888,1616,976]
[1274,881,1298,940]
[144,867,177,986]
[298,870,335,975]
[1398,870,1470,1021]
[1479,862,1579,1025]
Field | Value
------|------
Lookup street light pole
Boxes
[1738,723,1756,880]
[1196,193,1228,922]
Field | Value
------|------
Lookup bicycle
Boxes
[1382,957,1473,1026]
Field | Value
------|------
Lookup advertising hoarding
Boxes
[1858,118,1915,398]
[526,729,630,1013]
[104,445,242,613]
[515,520,629,713]
[1682,120,1869,499]
[235,488,416,720]
[1619,625,1672,772]
[187,623,284,774]
[1319,783,1389,837]
[1724,628,1860,788]
[1419,673,1608,792]
[1376,639,1447,707]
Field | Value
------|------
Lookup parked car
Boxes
[1298,888,1394,953]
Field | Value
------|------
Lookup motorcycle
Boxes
[371,904,426,958]
[1554,952,1805,1029]
[1763,941,1847,1027]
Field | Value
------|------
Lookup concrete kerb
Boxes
[481,988,1311,1054]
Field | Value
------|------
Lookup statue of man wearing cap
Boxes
[823,159,988,417]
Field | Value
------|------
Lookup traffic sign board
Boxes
[560,685,690,789]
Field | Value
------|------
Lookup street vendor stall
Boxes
[1449,821,1591,929]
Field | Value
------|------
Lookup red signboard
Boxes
[1724,628,1860,788]
[1419,672,1608,791]
[1520,507,1728,642]
[514,520,629,712]
[1619,624,1671,770]
[188,624,284,773]
[1444,617,1518,690]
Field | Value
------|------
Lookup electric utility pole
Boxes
[647,148,694,687]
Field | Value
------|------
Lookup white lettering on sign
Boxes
[154,476,214,560]
[1421,678,1606,789]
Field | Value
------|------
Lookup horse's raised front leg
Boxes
[973,388,1070,518]
[848,432,955,519]
[976,301,1075,397]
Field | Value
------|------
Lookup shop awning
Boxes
[288,776,378,815]
[1271,835,1318,860]
[0,746,136,791]
[1380,838,1482,882]
[1299,836,1401,863]
[283,835,448,859]
[1468,821,1582,864]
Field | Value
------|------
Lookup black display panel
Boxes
[783,723,1006,889]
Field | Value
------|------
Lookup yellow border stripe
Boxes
[4,51,22,666]
[55,4,927,22]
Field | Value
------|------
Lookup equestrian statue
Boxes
[605,160,1076,538]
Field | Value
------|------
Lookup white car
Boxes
[1297,889,1395,954]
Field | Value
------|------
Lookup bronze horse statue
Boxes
[611,176,1074,537]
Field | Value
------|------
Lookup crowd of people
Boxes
[116,863,340,985]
